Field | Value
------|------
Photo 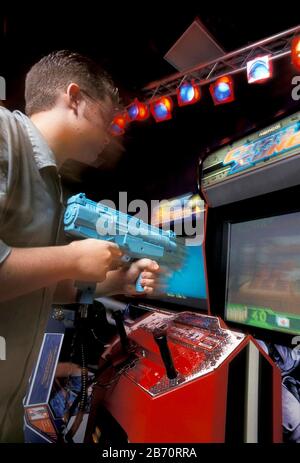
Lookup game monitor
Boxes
[225,210,300,338]
[201,109,300,345]
[143,193,208,311]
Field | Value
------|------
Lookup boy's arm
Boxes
[0,239,122,303]
[53,259,160,304]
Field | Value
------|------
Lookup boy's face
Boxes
[68,91,116,165]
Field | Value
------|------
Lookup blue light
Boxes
[110,123,123,135]
[179,84,195,102]
[214,82,231,101]
[247,56,272,83]
[150,96,173,122]
[155,102,168,119]
[249,61,269,81]
[128,104,139,120]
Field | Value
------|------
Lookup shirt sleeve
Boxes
[0,239,11,263]
[0,107,18,264]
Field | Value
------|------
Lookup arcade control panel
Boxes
[86,306,281,443]
[118,308,245,396]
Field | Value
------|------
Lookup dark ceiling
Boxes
[2,8,299,100]
[1,8,299,205]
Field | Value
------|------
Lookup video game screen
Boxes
[148,193,208,311]
[225,211,300,335]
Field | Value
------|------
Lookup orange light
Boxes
[161,97,172,111]
[291,36,300,70]
[110,112,129,136]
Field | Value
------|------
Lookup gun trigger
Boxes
[121,254,131,263]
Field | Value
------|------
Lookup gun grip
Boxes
[135,273,144,293]
[75,281,97,304]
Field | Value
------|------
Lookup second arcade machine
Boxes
[201,109,300,443]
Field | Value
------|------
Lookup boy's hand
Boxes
[121,258,160,296]
[68,238,123,282]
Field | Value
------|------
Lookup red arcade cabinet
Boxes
[86,309,281,443]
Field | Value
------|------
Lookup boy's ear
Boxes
[66,83,81,111]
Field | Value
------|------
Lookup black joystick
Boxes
[112,310,129,354]
[153,331,178,380]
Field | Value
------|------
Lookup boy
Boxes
[0,50,159,442]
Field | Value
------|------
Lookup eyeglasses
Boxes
[80,88,118,129]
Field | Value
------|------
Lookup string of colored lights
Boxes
[110,26,300,135]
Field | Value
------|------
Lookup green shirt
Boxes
[0,107,63,442]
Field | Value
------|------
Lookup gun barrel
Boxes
[64,194,179,252]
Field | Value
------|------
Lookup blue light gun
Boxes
[64,193,185,305]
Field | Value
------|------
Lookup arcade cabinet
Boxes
[84,191,282,443]
[201,109,300,442]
